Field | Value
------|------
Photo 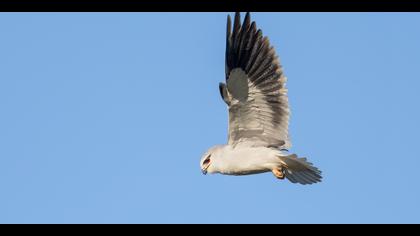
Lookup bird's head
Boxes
[200,145,223,175]
[200,153,211,175]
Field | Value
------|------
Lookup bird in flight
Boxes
[200,12,322,185]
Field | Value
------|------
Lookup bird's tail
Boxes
[277,154,322,185]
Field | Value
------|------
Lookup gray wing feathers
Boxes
[223,12,291,149]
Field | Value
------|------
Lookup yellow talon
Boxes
[272,167,285,179]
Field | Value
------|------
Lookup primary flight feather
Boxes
[200,12,322,185]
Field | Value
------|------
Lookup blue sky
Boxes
[1,13,420,223]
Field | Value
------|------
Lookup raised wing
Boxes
[220,12,291,149]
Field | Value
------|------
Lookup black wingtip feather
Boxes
[237,12,252,69]
[244,12,251,28]
[226,15,232,37]
[233,12,241,34]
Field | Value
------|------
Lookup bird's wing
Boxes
[220,12,291,149]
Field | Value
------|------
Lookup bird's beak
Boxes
[201,161,210,175]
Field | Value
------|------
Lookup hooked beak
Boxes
[201,158,210,175]
[201,164,209,175]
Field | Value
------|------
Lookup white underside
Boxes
[210,144,287,175]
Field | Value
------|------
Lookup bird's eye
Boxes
[203,156,211,166]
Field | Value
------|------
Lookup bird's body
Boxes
[200,12,322,185]
[204,143,284,176]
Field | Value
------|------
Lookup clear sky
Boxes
[1,12,420,224]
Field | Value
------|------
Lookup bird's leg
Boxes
[272,167,285,179]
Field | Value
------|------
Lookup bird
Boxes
[200,12,322,185]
